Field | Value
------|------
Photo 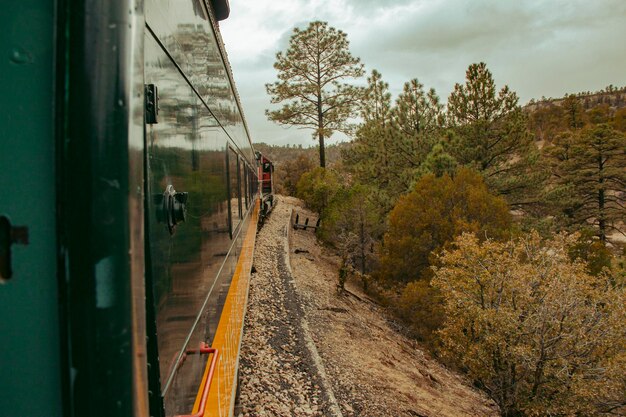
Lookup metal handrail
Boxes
[175,343,219,417]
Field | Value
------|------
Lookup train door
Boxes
[4,0,157,415]
[58,0,149,416]
[0,1,63,415]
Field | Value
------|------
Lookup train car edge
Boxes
[0,0,265,416]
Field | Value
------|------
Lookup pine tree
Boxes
[546,124,626,242]
[342,71,400,210]
[393,79,444,138]
[344,75,446,205]
[266,21,364,167]
[561,94,587,130]
[415,142,458,178]
[447,62,543,206]
[391,79,445,175]
[360,69,392,125]
[351,70,394,188]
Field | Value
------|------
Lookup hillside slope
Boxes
[236,196,499,417]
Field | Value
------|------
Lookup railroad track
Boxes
[236,196,499,417]
[236,197,341,417]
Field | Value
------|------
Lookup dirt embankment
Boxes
[237,196,499,417]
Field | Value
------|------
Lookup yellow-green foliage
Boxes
[433,232,626,416]
[379,168,511,283]
[296,167,341,214]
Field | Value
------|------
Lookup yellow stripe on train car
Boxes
[192,199,259,417]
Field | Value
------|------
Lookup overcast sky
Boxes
[219,0,626,147]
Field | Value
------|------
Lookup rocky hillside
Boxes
[524,86,626,112]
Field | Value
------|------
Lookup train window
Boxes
[248,167,254,205]
[238,158,245,215]
[227,147,241,235]
[243,164,249,208]
[246,167,250,204]
[247,167,251,202]
[252,166,258,197]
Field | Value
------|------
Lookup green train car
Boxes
[1,0,263,416]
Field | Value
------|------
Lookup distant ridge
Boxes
[524,86,626,112]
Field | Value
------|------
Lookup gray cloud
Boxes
[223,0,626,146]
[343,0,417,16]
[351,0,626,101]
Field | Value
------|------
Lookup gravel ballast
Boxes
[236,196,499,417]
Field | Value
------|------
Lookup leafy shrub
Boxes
[296,167,341,214]
[392,280,444,349]
[378,168,511,283]
[433,232,626,416]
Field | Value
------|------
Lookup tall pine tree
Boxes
[344,74,446,205]
[391,79,445,175]
[546,124,626,242]
[447,62,544,207]
[266,21,364,167]
[343,70,400,208]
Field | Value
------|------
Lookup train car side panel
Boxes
[0,0,62,415]
[144,0,259,415]
[198,200,258,415]
[60,0,148,415]
[1,1,258,416]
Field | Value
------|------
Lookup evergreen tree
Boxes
[393,79,444,138]
[447,62,543,206]
[349,70,394,187]
[390,79,445,176]
[344,75,445,206]
[342,71,400,211]
[360,69,392,125]
[561,94,587,130]
[266,21,364,167]
[415,142,458,178]
[546,124,626,242]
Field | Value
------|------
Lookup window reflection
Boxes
[228,147,241,235]
[144,0,257,415]
[146,0,255,163]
